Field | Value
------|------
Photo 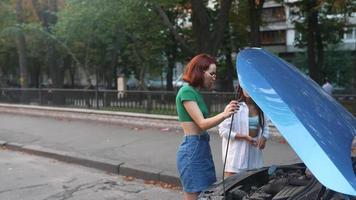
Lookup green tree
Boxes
[152,0,233,56]
[31,0,64,88]
[248,0,265,47]
[55,0,168,89]
[292,0,354,84]
[212,0,251,91]
[0,0,39,87]
[15,0,28,88]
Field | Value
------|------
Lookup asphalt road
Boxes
[0,113,301,181]
[0,149,182,200]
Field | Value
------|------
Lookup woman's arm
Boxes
[218,117,238,139]
[183,100,238,131]
[257,116,270,149]
[262,117,270,140]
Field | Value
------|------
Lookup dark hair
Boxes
[236,85,265,134]
[182,54,216,88]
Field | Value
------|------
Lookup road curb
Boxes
[0,140,7,146]
[1,140,181,187]
[119,163,161,182]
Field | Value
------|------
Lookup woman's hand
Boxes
[222,100,239,119]
[244,135,257,146]
[257,136,267,149]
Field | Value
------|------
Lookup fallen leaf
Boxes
[160,128,170,132]
[144,180,156,185]
[123,176,135,181]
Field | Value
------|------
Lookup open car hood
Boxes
[236,48,356,196]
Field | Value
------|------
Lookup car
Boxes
[173,74,185,88]
[199,161,356,199]
[126,73,140,90]
[199,48,356,199]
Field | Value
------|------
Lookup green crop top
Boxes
[176,85,209,122]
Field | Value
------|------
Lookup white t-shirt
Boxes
[322,82,333,95]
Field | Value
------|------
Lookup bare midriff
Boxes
[249,129,258,138]
[181,122,203,135]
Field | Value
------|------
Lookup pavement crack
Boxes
[0,183,49,194]
[42,179,121,200]
[42,184,94,200]
[119,137,150,148]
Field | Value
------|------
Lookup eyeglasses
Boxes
[206,71,217,78]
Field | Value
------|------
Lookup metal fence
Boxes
[0,88,354,116]
[0,88,236,115]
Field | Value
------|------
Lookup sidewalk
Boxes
[0,103,298,188]
[0,103,282,138]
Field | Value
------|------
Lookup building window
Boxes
[344,27,355,40]
[262,6,286,22]
[261,30,286,45]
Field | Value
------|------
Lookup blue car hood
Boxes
[236,48,356,196]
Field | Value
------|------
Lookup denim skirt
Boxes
[176,132,216,193]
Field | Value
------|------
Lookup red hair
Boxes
[182,54,216,88]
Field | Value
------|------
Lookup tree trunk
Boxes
[156,0,232,56]
[31,0,63,88]
[306,0,319,83]
[223,21,234,92]
[191,0,232,55]
[47,0,62,88]
[249,0,265,47]
[153,4,195,56]
[63,55,73,87]
[30,58,41,88]
[166,54,175,91]
[68,59,75,88]
[224,48,234,92]
[316,26,324,84]
[110,38,120,89]
[166,34,177,91]
[15,0,28,88]
[191,0,210,54]
[353,50,356,92]
[131,42,147,90]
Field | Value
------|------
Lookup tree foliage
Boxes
[292,0,355,84]
[0,0,353,91]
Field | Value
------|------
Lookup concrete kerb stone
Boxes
[21,144,121,175]
[159,171,181,187]
[119,163,161,182]
[117,164,182,186]
[4,142,122,175]
[0,140,7,147]
[2,141,182,187]
[6,142,24,151]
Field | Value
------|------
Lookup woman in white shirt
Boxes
[218,86,270,177]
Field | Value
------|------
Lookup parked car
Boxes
[199,48,356,199]
[173,74,185,88]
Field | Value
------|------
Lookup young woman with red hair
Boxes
[176,54,238,200]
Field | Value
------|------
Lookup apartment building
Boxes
[260,0,356,56]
